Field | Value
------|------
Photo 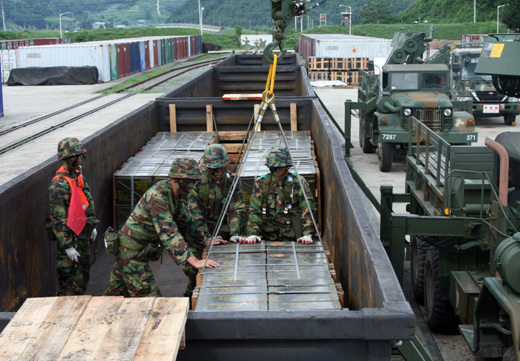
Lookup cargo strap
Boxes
[118,231,146,252]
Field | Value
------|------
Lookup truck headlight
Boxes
[456,97,473,101]
[443,108,452,117]
[403,108,412,116]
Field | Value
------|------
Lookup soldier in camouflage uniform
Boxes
[246,146,316,244]
[104,157,219,298]
[48,137,98,295]
[185,144,247,292]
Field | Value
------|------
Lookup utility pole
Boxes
[1,1,6,31]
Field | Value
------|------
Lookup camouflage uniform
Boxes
[104,158,206,297]
[247,146,316,241]
[48,137,96,295]
[186,144,246,291]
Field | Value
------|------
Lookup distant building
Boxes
[92,22,106,30]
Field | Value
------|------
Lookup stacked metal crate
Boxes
[193,241,344,311]
[239,131,318,205]
[113,132,214,228]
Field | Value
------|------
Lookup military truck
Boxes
[353,29,477,172]
[429,45,520,125]
[376,115,520,358]
[356,63,477,172]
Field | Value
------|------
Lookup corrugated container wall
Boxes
[3,35,198,83]
[17,44,111,82]
[298,34,392,62]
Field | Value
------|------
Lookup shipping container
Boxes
[298,34,392,63]
[17,43,111,82]
[1,49,17,83]
[0,54,415,360]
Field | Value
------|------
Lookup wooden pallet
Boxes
[308,57,370,72]
[308,70,349,84]
[0,296,188,361]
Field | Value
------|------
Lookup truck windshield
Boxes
[390,72,418,90]
[420,72,446,89]
[461,54,492,82]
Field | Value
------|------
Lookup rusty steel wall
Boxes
[0,102,158,312]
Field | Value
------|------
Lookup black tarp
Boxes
[7,66,99,85]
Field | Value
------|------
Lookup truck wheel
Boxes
[504,113,516,126]
[360,116,375,153]
[410,236,428,303]
[423,247,460,333]
[379,142,393,172]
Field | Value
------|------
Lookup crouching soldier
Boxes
[185,144,247,295]
[245,146,316,245]
[48,137,98,295]
[103,157,219,297]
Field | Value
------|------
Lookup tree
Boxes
[359,1,397,24]
[501,3,520,32]
[235,25,242,48]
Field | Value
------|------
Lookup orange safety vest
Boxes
[52,166,89,235]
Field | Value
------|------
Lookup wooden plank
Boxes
[206,105,214,132]
[223,143,245,153]
[0,297,57,361]
[217,131,248,141]
[169,104,177,132]
[290,103,297,131]
[134,298,189,361]
[18,296,91,361]
[94,297,155,360]
[56,296,124,361]
[222,93,263,101]
[254,104,261,131]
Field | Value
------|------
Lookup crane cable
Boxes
[202,54,324,271]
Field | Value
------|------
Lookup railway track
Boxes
[0,57,226,156]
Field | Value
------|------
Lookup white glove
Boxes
[65,247,81,263]
[244,235,261,244]
[230,235,246,243]
[297,235,313,244]
[90,228,97,243]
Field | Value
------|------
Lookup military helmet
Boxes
[265,146,292,167]
[57,137,86,161]
[201,144,230,169]
[169,157,202,179]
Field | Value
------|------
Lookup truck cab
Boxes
[358,63,477,172]
[451,47,520,125]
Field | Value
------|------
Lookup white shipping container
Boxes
[1,49,17,83]
[302,34,392,60]
[17,43,111,82]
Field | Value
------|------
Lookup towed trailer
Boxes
[1,54,418,360]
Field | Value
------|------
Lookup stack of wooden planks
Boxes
[0,296,188,361]
[307,57,373,85]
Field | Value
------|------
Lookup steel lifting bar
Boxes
[292,242,302,279]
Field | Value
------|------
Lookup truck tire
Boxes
[504,113,516,126]
[423,247,460,333]
[378,142,393,172]
[410,236,428,303]
[360,116,375,153]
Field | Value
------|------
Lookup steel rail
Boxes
[0,93,134,156]
[119,57,227,92]
[0,94,108,137]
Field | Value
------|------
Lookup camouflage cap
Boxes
[201,144,230,169]
[265,146,292,167]
[57,137,86,161]
[169,157,202,179]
